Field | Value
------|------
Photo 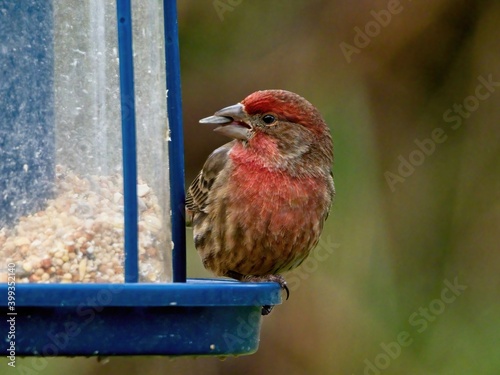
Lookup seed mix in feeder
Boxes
[0,165,169,283]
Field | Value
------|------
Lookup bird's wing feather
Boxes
[324,169,335,221]
[186,141,234,215]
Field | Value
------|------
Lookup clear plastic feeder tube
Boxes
[0,0,172,283]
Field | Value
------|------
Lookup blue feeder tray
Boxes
[0,0,282,357]
[0,280,282,356]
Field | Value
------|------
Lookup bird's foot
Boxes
[244,274,289,300]
[244,274,289,316]
[225,271,289,315]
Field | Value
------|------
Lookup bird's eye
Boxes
[262,114,277,125]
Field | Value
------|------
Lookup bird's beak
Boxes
[199,103,251,140]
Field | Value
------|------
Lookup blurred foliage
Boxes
[3,0,498,374]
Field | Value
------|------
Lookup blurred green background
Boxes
[4,0,499,374]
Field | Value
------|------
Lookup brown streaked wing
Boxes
[324,169,335,221]
[186,141,235,214]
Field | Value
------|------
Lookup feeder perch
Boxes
[0,0,281,356]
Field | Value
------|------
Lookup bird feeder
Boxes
[0,0,280,356]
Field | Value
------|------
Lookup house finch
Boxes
[186,90,335,314]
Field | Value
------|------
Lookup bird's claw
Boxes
[243,274,289,315]
[226,273,290,315]
[262,274,289,300]
[244,274,289,300]
[282,282,290,300]
[261,305,274,315]
[259,283,289,315]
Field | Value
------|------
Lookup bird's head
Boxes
[200,90,333,173]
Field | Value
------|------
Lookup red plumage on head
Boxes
[241,89,327,135]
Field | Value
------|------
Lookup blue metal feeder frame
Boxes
[0,0,281,356]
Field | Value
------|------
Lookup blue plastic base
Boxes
[0,279,282,356]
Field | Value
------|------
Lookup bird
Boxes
[186,90,335,314]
